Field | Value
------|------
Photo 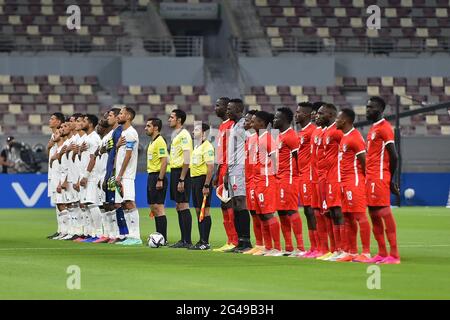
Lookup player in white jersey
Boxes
[72,114,92,242]
[75,114,103,243]
[89,116,113,243]
[114,106,141,245]
[52,123,72,239]
[46,112,65,239]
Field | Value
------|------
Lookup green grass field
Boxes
[0,207,449,299]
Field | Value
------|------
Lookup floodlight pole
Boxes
[395,95,402,207]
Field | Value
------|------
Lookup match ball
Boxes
[147,232,165,248]
[404,188,415,200]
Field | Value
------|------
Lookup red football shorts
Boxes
[255,177,278,214]
[325,181,342,208]
[246,180,257,211]
[299,179,312,207]
[341,184,367,213]
[277,177,299,211]
[366,178,391,207]
[318,178,328,211]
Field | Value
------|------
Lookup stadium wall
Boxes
[0,173,448,209]
[239,56,450,85]
[0,56,204,86]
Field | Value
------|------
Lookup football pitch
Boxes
[0,207,449,300]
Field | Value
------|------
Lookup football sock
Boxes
[180,209,192,244]
[369,208,388,257]
[155,215,168,242]
[222,208,237,245]
[227,208,238,245]
[202,215,212,243]
[73,206,83,235]
[354,212,371,254]
[115,207,129,236]
[303,206,317,230]
[110,211,119,238]
[344,213,358,254]
[262,220,273,250]
[251,211,264,246]
[196,211,202,240]
[314,209,329,252]
[59,209,69,235]
[324,213,335,252]
[289,211,305,251]
[278,211,294,252]
[237,209,251,243]
[378,207,399,258]
[126,208,141,240]
[308,230,317,251]
[176,210,185,242]
[55,207,61,233]
[267,216,281,251]
[87,204,102,237]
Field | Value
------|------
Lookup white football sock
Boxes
[67,207,76,235]
[126,209,141,240]
[56,207,61,233]
[59,209,69,235]
[81,208,88,236]
[110,211,119,239]
[73,206,82,236]
[88,204,102,237]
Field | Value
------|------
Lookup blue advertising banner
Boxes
[0,173,449,208]
[0,173,221,209]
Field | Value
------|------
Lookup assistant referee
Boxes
[168,109,193,248]
[145,118,168,244]
[189,122,214,250]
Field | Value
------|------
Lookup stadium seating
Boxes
[0,0,128,52]
[1,72,447,136]
[116,84,212,136]
[253,0,450,53]
[0,75,101,135]
[244,77,450,135]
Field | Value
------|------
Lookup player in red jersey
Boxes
[242,110,265,255]
[335,108,371,262]
[317,103,347,261]
[212,97,238,252]
[273,107,305,256]
[365,97,401,264]
[310,109,333,259]
[252,111,282,257]
[295,102,320,257]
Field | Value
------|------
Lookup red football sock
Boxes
[262,220,273,251]
[223,208,238,246]
[354,212,371,254]
[338,225,348,252]
[313,230,319,251]
[332,224,342,251]
[289,212,304,251]
[379,207,399,259]
[344,213,358,254]
[369,208,388,257]
[308,230,317,251]
[267,216,281,251]
[314,209,329,253]
[279,214,294,252]
[324,214,335,252]
[251,214,264,247]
